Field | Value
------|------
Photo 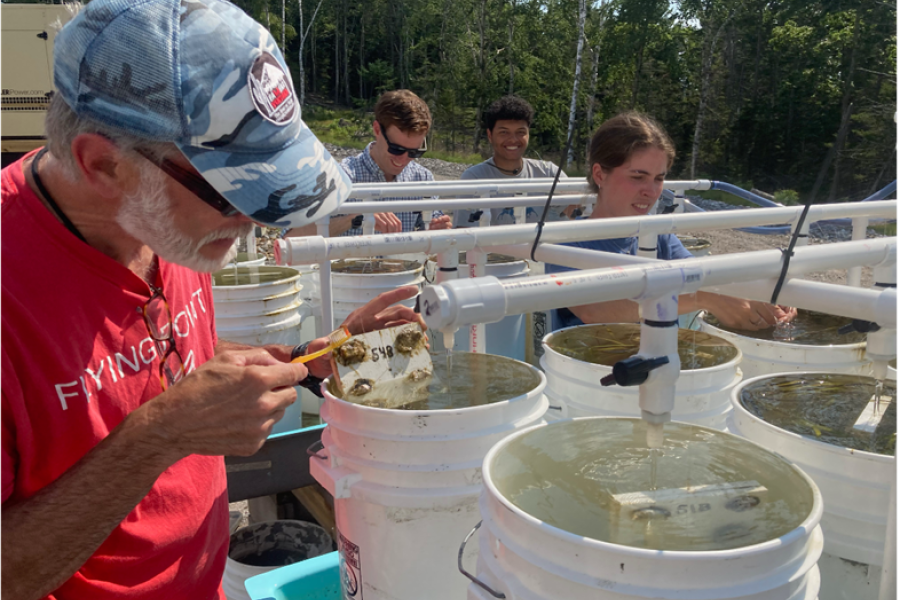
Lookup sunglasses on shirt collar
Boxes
[134,148,241,218]
[378,122,428,159]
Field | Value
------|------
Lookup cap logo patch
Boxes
[248,52,297,126]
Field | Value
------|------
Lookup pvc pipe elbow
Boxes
[867,328,897,362]
[874,289,897,329]
[420,277,507,332]
[275,236,329,266]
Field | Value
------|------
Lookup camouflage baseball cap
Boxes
[52,0,351,228]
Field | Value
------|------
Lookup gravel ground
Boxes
[677,196,886,287]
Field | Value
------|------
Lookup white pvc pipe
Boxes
[277,201,897,265]
[420,239,897,332]
[637,231,658,259]
[847,216,869,287]
[346,178,713,201]
[362,214,376,236]
[465,249,487,353]
[879,472,897,600]
[490,242,897,327]
[791,218,810,248]
[319,258,334,333]
[341,194,586,214]
[436,249,459,351]
[637,291,681,430]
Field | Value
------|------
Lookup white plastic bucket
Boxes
[310,360,549,600]
[469,417,825,600]
[212,266,309,433]
[699,313,871,379]
[540,324,743,430]
[222,520,333,600]
[453,255,530,361]
[212,266,306,343]
[331,259,424,323]
[728,372,894,599]
[212,266,303,303]
[224,252,267,268]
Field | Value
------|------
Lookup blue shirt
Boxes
[335,142,443,236]
[545,233,693,331]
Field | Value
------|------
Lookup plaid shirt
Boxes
[335,143,443,236]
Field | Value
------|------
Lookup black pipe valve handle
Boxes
[600,356,670,387]
[837,319,881,335]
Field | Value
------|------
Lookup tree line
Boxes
[23,0,896,201]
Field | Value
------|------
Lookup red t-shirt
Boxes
[1,152,228,599]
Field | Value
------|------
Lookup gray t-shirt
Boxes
[455,158,571,227]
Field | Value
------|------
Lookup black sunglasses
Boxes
[379,122,427,159]
[135,149,241,218]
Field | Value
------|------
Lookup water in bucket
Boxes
[545,323,739,370]
[705,309,867,345]
[327,351,541,411]
[490,418,815,552]
[331,258,421,274]
[740,373,896,455]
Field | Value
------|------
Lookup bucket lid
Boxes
[739,373,896,456]
[702,309,866,346]
[486,418,818,552]
[544,323,740,370]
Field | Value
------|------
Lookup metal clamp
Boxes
[306,439,327,460]
[458,521,506,599]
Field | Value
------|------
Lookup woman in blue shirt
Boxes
[547,112,794,331]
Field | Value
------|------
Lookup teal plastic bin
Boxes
[244,551,341,600]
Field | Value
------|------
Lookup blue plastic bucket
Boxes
[244,551,341,600]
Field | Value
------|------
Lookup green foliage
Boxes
[869,222,897,237]
[774,189,801,205]
[226,0,894,194]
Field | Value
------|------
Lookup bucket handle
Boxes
[458,521,506,599]
[306,439,328,460]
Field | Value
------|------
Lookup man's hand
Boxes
[705,294,796,331]
[137,349,307,458]
[374,212,403,233]
[428,215,452,230]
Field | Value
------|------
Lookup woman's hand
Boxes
[303,286,426,379]
[341,285,425,334]
[704,293,796,331]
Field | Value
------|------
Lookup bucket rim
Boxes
[213,286,302,305]
[321,356,547,416]
[698,312,868,350]
[211,266,303,291]
[215,307,306,334]
[481,416,825,559]
[541,323,744,374]
[331,259,424,277]
[731,371,896,463]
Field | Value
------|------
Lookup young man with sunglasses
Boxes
[286,89,452,237]
[454,95,572,227]
[1,2,424,599]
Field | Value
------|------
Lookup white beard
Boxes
[116,163,252,273]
